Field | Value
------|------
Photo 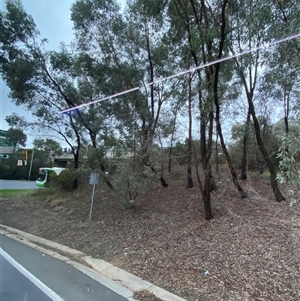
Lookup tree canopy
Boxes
[1,0,300,217]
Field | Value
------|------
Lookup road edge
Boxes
[0,224,187,301]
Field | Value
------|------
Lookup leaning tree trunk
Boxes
[188,0,213,219]
[240,108,251,180]
[213,0,247,198]
[248,95,285,201]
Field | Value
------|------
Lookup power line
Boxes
[59,32,300,115]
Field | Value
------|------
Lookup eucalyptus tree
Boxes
[4,114,27,151]
[167,0,215,219]
[265,0,300,198]
[0,1,118,189]
[71,0,178,187]
[261,0,300,135]
[227,0,288,201]
[167,0,247,219]
[0,2,83,169]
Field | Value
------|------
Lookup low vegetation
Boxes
[0,189,32,199]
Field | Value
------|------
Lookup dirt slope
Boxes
[1,174,299,301]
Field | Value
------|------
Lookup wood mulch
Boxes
[1,172,300,301]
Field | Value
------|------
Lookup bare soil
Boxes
[1,172,300,301]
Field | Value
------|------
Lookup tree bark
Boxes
[213,0,247,198]
[248,95,285,201]
[199,0,214,220]
[187,69,194,188]
[202,110,214,220]
[240,108,251,180]
[215,131,219,175]
[168,108,178,173]
[72,151,79,189]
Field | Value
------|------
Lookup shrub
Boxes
[113,162,155,208]
[50,170,77,191]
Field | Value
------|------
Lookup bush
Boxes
[50,170,77,191]
[113,162,154,208]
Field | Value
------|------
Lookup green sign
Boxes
[0,130,7,137]
[0,140,11,147]
[0,129,12,147]
[0,154,9,159]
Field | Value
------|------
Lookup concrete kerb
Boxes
[0,224,187,301]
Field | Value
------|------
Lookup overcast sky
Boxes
[0,0,75,146]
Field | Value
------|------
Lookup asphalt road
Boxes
[0,251,53,301]
[0,235,130,301]
[0,180,39,190]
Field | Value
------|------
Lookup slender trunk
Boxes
[168,141,173,173]
[69,116,80,190]
[187,71,194,188]
[213,0,247,198]
[133,130,136,172]
[168,114,177,173]
[72,152,79,189]
[284,116,288,134]
[240,108,251,180]
[284,87,289,134]
[248,95,285,201]
[203,111,214,220]
[199,0,213,220]
[215,131,219,175]
[142,129,169,188]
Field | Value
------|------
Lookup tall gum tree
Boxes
[228,0,286,201]
[0,1,112,188]
[168,0,216,219]
[71,0,175,187]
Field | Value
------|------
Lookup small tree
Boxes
[277,133,300,205]
[113,162,155,208]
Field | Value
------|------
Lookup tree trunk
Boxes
[283,86,289,134]
[187,70,194,188]
[215,131,219,175]
[240,109,251,180]
[133,130,136,172]
[248,96,285,201]
[72,150,79,189]
[213,0,247,198]
[202,111,214,220]
[168,143,173,173]
[72,152,79,189]
[168,111,178,173]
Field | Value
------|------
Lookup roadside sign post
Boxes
[89,172,100,221]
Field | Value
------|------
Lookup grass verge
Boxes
[0,189,31,199]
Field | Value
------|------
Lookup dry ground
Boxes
[1,172,300,301]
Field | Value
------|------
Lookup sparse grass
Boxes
[0,189,32,199]
[30,185,77,207]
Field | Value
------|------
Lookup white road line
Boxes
[0,247,65,301]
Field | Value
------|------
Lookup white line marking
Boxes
[0,247,65,301]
